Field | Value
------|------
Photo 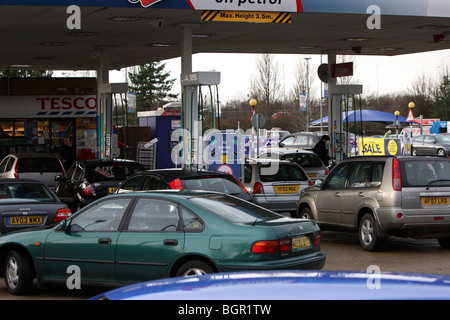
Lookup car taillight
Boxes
[251,239,291,253]
[324,168,330,175]
[14,161,19,179]
[392,157,402,191]
[314,232,322,245]
[308,180,313,186]
[54,208,72,222]
[169,178,184,189]
[253,182,263,194]
[81,182,95,196]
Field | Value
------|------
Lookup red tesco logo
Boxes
[36,97,97,110]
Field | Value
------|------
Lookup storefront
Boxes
[0,78,98,167]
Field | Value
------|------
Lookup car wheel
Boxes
[437,149,446,157]
[175,260,215,277]
[299,207,313,220]
[358,214,384,251]
[4,250,33,295]
[437,238,450,249]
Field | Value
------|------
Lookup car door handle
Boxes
[335,192,342,197]
[164,239,178,246]
[98,238,112,245]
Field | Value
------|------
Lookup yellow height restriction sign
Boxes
[201,10,291,23]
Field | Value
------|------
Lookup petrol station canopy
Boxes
[0,0,450,71]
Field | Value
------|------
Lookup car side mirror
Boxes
[315,179,323,188]
[59,218,72,232]
[55,175,67,182]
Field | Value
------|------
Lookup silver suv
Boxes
[297,156,450,251]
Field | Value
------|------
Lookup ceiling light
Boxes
[192,34,215,38]
[67,31,98,36]
[343,37,372,42]
[379,47,403,51]
[40,42,69,46]
[9,64,32,68]
[297,45,320,49]
[110,16,142,21]
[415,25,450,30]
[149,43,174,47]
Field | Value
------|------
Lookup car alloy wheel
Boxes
[4,250,33,295]
[176,260,215,277]
[358,214,384,251]
[6,256,19,290]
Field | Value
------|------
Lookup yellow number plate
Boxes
[292,236,311,250]
[308,173,318,178]
[274,185,300,193]
[422,197,449,205]
[108,187,117,194]
[8,216,42,225]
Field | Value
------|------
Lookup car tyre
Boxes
[299,207,313,220]
[176,260,215,277]
[4,250,33,295]
[437,149,446,157]
[437,238,450,249]
[358,214,384,251]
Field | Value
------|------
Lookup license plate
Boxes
[308,173,318,178]
[292,236,311,250]
[422,197,449,205]
[108,187,116,194]
[7,216,42,225]
[274,185,299,193]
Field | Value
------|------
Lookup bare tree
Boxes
[250,54,282,107]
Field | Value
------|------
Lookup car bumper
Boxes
[218,251,326,272]
[376,208,450,238]
[252,196,297,212]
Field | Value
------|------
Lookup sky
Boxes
[111,48,450,105]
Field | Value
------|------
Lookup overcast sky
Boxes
[110,48,450,105]
[116,49,450,102]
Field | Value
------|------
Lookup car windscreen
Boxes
[87,163,144,182]
[259,163,308,182]
[18,158,62,173]
[189,194,282,223]
[401,159,450,187]
[281,153,323,168]
[181,176,244,195]
[0,183,57,203]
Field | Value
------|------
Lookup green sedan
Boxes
[0,190,326,295]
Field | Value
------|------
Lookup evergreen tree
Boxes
[432,75,450,120]
[128,62,178,111]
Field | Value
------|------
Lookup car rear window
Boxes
[87,163,144,182]
[189,194,282,223]
[259,164,308,182]
[401,159,450,187]
[182,176,244,195]
[18,158,62,173]
[0,183,57,203]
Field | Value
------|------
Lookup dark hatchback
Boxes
[55,159,144,211]
[0,178,71,233]
[115,168,253,202]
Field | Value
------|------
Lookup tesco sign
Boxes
[36,97,97,110]
[0,95,97,118]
